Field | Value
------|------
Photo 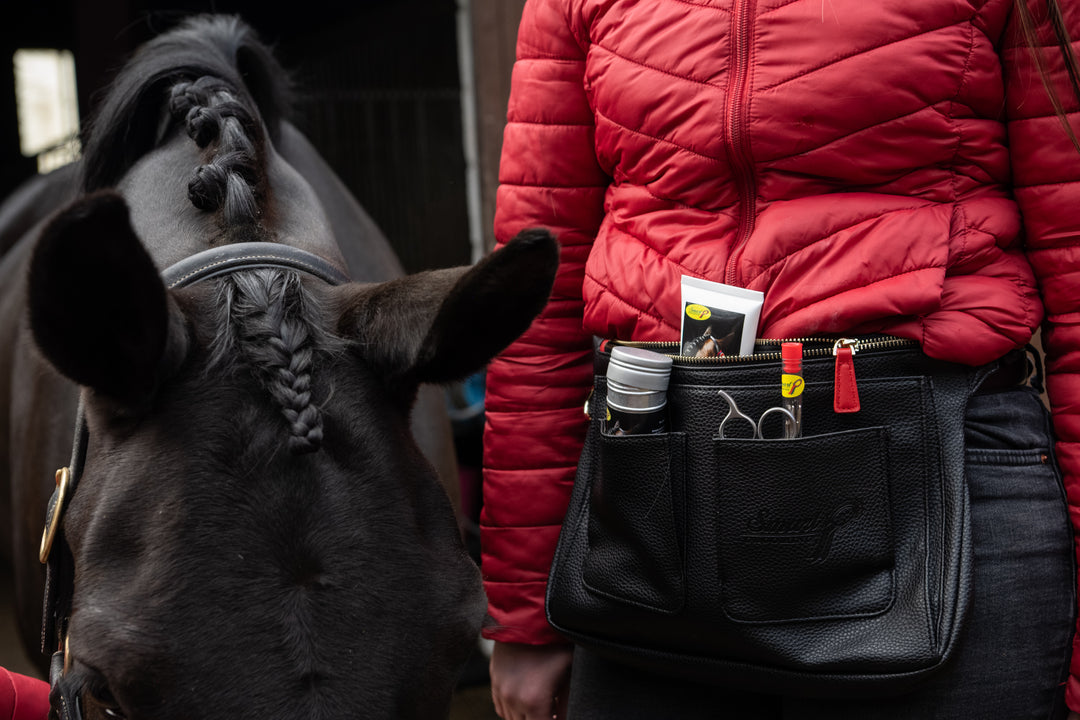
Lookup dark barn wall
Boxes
[281,2,470,272]
[468,0,525,254]
[1,0,470,273]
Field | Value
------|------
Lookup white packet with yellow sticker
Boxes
[679,276,764,358]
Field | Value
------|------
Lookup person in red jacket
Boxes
[1,668,48,720]
[481,0,1080,718]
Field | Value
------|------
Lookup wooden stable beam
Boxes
[467,0,525,254]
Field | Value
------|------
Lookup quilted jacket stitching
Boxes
[591,41,722,89]
[759,0,808,15]
[944,21,977,198]
[1013,177,1080,191]
[613,226,710,281]
[498,179,607,191]
[1004,96,1080,122]
[762,103,958,164]
[943,24,979,282]
[743,204,940,285]
[595,106,725,163]
[758,18,975,93]
[583,269,673,329]
[1025,233,1080,251]
[515,49,584,62]
[783,262,949,308]
[666,0,732,14]
[503,118,595,129]
[639,180,733,214]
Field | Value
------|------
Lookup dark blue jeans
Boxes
[567,386,1075,719]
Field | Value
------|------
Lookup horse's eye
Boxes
[83,682,125,719]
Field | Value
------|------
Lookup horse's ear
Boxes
[336,228,558,383]
[28,190,183,404]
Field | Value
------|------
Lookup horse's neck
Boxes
[0,165,79,260]
[117,134,349,271]
[0,167,75,358]
[276,122,403,283]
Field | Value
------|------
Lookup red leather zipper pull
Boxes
[833,339,861,413]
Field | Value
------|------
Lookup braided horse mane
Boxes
[81,15,328,454]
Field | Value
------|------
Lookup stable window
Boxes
[13,48,81,173]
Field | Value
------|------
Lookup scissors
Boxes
[716,389,798,440]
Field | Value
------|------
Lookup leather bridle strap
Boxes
[39,407,85,655]
[161,241,351,288]
[38,243,351,718]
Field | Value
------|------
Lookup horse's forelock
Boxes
[208,269,343,455]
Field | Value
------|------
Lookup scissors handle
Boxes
[717,389,799,440]
[716,389,757,439]
[756,406,798,439]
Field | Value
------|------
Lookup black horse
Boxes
[0,15,556,719]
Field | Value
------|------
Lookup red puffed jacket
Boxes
[1,668,48,720]
[481,0,1080,705]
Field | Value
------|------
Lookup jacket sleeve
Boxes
[1,667,49,720]
[480,0,609,645]
[1003,0,1080,710]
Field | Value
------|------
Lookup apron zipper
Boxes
[603,336,920,415]
[606,335,919,364]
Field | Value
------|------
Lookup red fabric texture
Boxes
[481,0,1080,707]
[1,668,49,720]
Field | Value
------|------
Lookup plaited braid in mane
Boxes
[212,269,330,455]
[168,76,262,225]
[168,76,326,454]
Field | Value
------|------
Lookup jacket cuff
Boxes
[482,579,567,645]
[1067,671,1080,713]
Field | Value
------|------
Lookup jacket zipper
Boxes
[724,0,757,286]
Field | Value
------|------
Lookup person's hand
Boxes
[489,641,573,720]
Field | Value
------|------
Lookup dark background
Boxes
[0,0,504,273]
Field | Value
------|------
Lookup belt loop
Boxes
[1025,343,1046,396]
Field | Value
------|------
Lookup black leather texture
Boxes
[547,343,995,697]
[160,241,351,289]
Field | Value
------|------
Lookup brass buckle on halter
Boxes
[40,467,71,564]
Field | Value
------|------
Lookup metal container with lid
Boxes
[605,346,673,435]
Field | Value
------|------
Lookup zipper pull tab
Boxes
[833,338,861,413]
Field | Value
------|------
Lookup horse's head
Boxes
[27,187,557,718]
[16,14,559,716]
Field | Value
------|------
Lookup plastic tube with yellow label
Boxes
[781,342,804,438]
[679,276,764,357]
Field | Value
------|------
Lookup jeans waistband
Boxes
[973,348,1036,395]
[966,385,1052,452]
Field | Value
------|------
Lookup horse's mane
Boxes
[80,15,290,194]
[210,268,340,456]
[80,16,334,455]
